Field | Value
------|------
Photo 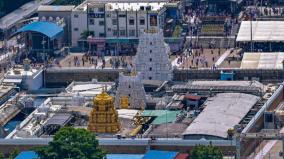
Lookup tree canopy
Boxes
[190,144,223,159]
[35,127,105,159]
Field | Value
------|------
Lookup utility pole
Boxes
[250,8,253,52]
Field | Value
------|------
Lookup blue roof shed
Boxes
[106,154,144,159]
[14,21,63,40]
[15,151,38,159]
[143,150,178,159]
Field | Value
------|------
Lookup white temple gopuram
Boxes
[134,29,173,81]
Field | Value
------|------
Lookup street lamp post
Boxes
[42,36,46,66]
[250,8,253,52]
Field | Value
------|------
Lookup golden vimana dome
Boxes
[88,89,120,133]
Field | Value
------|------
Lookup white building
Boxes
[71,0,170,55]
[3,65,43,91]
[133,29,173,81]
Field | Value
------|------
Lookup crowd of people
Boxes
[109,56,131,69]
[177,47,223,69]
[68,53,104,69]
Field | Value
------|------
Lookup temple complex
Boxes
[88,88,120,133]
[115,72,146,109]
[134,29,173,81]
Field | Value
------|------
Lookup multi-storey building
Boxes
[71,0,178,55]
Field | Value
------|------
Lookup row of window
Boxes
[89,19,104,26]
[112,19,145,25]
[112,30,135,36]
[88,18,146,26]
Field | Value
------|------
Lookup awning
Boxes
[13,21,63,40]
[237,21,284,42]
[106,38,138,44]
[3,78,22,83]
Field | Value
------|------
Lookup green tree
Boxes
[9,148,19,159]
[190,144,223,159]
[80,30,91,40]
[35,127,105,159]
[0,152,4,159]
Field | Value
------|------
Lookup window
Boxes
[107,28,112,32]
[150,15,157,26]
[119,14,126,18]
[129,19,135,25]
[140,18,145,25]
[150,50,152,53]
[74,28,78,31]
[128,85,131,88]
[98,7,104,12]
[150,42,152,45]
[112,19,117,25]
[99,33,105,37]
[149,77,152,80]
[106,14,111,17]
[149,58,152,62]
[89,19,95,25]
[120,30,126,36]
[99,20,104,26]
[129,30,135,36]
[113,30,118,36]
[149,67,152,71]
[89,31,94,36]
[74,14,79,18]
[128,94,131,97]
[89,8,94,13]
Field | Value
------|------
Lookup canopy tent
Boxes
[13,21,63,40]
[237,21,284,42]
[241,52,284,69]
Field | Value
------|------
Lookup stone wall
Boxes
[44,68,125,87]
[173,69,284,82]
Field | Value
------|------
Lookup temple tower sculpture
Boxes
[88,88,120,133]
[134,29,173,81]
[115,72,146,109]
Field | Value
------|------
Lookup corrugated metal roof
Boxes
[142,110,180,125]
[143,150,178,159]
[183,93,259,139]
[106,154,144,159]
[44,113,72,126]
[174,153,189,159]
[38,5,75,12]
[15,21,63,40]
